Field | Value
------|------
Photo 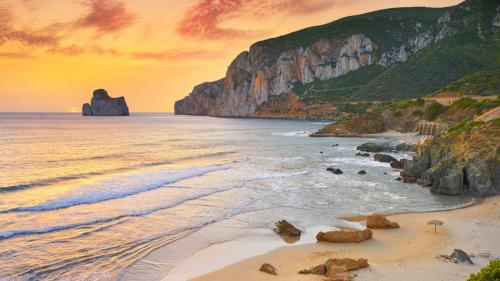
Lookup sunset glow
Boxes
[0,0,462,112]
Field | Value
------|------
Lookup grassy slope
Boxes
[252,0,499,104]
[249,7,444,67]
[433,67,500,96]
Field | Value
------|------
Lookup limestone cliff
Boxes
[175,0,499,118]
[82,89,129,116]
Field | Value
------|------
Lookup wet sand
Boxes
[192,196,500,281]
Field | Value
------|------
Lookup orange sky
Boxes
[0,0,462,112]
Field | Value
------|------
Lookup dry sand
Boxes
[192,196,500,281]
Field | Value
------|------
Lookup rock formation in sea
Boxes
[82,89,129,116]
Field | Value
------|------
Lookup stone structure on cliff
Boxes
[82,89,129,116]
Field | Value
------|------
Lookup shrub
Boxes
[425,102,446,120]
[467,260,500,281]
[393,111,402,117]
[447,119,485,136]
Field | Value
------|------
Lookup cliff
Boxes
[82,89,129,116]
[175,0,499,118]
[401,120,500,197]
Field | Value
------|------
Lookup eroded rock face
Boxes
[82,89,129,116]
[367,214,400,229]
[316,229,372,243]
[402,122,500,197]
[174,79,225,116]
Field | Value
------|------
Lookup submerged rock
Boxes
[358,170,367,175]
[316,229,372,243]
[327,167,343,174]
[274,220,302,237]
[367,214,400,229]
[355,152,370,157]
[259,263,278,275]
[82,89,129,116]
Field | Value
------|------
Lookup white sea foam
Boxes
[325,157,390,167]
[271,131,311,137]
[3,165,228,213]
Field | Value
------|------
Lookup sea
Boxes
[0,113,472,281]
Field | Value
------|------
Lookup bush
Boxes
[425,102,446,120]
[393,111,402,117]
[447,119,485,136]
[468,260,500,281]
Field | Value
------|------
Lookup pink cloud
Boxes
[75,0,136,34]
[177,0,340,40]
[132,49,224,61]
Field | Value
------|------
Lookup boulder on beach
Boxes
[327,167,343,174]
[450,249,474,264]
[300,258,369,281]
[316,228,372,243]
[274,220,302,237]
[400,172,418,183]
[82,89,129,116]
[367,214,400,229]
[259,263,278,275]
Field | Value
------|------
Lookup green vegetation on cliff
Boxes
[435,68,500,96]
[281,0,500,103]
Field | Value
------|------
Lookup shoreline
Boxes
[192,195,500,281]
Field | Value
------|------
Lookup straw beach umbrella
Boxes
[428,219,443,233]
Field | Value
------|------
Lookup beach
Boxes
[193,196,500,281]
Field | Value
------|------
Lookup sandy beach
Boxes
[192,196,500,281]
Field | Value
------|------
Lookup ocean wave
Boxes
[0,151,235,193]
[325,157,390,167]
[271,131,311,137]
[0,184,235,240]
[1,165,228,213]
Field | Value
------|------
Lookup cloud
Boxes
[132,49,224,61]
[177,0,340,40]
[47,45,120,56]
[75,0,136,34]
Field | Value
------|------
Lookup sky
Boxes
[0,0,462,112]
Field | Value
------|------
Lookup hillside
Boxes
[175,0,500,118]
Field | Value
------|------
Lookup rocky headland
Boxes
[82,89,129,116]
[175,0,499,119]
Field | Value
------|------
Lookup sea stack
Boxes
[82,89,129,116]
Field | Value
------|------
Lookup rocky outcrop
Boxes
[174,79,224,116]
[357,142,394,153]
[367,214,400,229]
[402,121,500,197]
[274,220,302,237]
[316,229,372,243]
[174,0,478,118]
[82,89,129,116]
